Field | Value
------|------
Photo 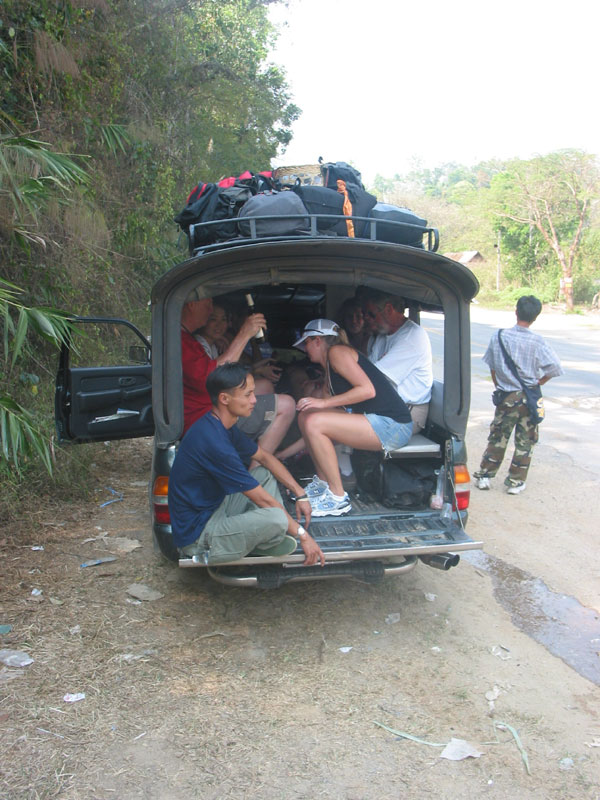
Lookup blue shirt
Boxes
[168,414,259,547]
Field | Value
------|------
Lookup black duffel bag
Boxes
[380,461,436,508]
[362,202,427,247]
[351,450,435,508]
[237,191,309,238]
[329,187,377,237]
[292,185,344,230]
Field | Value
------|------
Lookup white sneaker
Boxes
[476,476,491,490]
[310,489,352,517]
[507,481,526,495]
[303,475,328,499]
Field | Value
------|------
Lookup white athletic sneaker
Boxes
[310,489,352,517]
[476,476,491,490]
[303,475,328,499]
[506,481,526,495]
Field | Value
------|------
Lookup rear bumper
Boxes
[177,536,481,568]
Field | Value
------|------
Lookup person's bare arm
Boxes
[275,437,306,461]
[490,369,498,387]
[216,314,266,365]
[252,446,311,525]
[253,357,283,383]
[297,346,374,412]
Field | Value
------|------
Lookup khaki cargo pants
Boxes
[180,466,288,564]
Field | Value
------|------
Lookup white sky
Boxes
[269,0,599,184]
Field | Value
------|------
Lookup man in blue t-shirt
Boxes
[169,363,324,566]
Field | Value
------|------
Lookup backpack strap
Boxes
[497,329,527,391]
[336,179,355,237]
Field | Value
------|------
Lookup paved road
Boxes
[423,307,600,474]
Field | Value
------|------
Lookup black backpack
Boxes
[320,159,365,191]
[174,184,253,249]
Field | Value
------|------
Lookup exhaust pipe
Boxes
[420,553,460,571]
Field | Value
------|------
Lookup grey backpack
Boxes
[237,191,309,238]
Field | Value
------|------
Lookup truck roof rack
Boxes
[188,213,439,255]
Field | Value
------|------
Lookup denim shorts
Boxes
[365,414,413,453]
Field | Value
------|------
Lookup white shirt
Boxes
[368,319,433,405]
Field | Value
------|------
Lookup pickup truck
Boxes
[55,211,483,587]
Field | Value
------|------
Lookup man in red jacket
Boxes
[180,287,295,453]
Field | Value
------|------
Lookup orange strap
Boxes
[336,179,355,237]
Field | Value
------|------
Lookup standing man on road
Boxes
[363,289,433,433]
[474,295,563,495]
[169,363,324,566]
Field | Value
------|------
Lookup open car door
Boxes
[55,317,154,443]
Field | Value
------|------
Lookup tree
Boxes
[489,151,600,310]
[1,281,73,474]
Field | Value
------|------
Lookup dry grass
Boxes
[1,440,599,799]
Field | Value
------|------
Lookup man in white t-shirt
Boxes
[363,289,433,433]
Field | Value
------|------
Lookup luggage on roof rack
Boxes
[361,203,429,248]
[237,191,310,238]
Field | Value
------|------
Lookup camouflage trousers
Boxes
[475,391,539,485]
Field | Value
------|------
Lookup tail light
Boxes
[152,476,170,524]
[453,465,470,510]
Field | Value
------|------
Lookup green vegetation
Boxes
[0,0,298,500]
[373,150,600,310]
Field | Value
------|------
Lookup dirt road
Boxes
[2,350,600,798]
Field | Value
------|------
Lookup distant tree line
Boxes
[373,150,600,310]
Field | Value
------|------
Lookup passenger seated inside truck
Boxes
[180,288,295,456]
[293,319,413,517]
[362,288,433,433]
[193,301,230,358]
[336,297,370,354]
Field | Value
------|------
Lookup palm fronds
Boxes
[0,134,89,247]
[0,395,54,475]
[99,123,131,156]
[0,281,74,475]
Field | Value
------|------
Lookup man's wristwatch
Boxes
[297,525,308,540]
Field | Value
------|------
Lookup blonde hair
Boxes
[322,328,353,395]
[321,327,350,348]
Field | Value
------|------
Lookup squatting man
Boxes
[168,363,325,566]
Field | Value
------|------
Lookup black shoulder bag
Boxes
[497,330,545,424]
